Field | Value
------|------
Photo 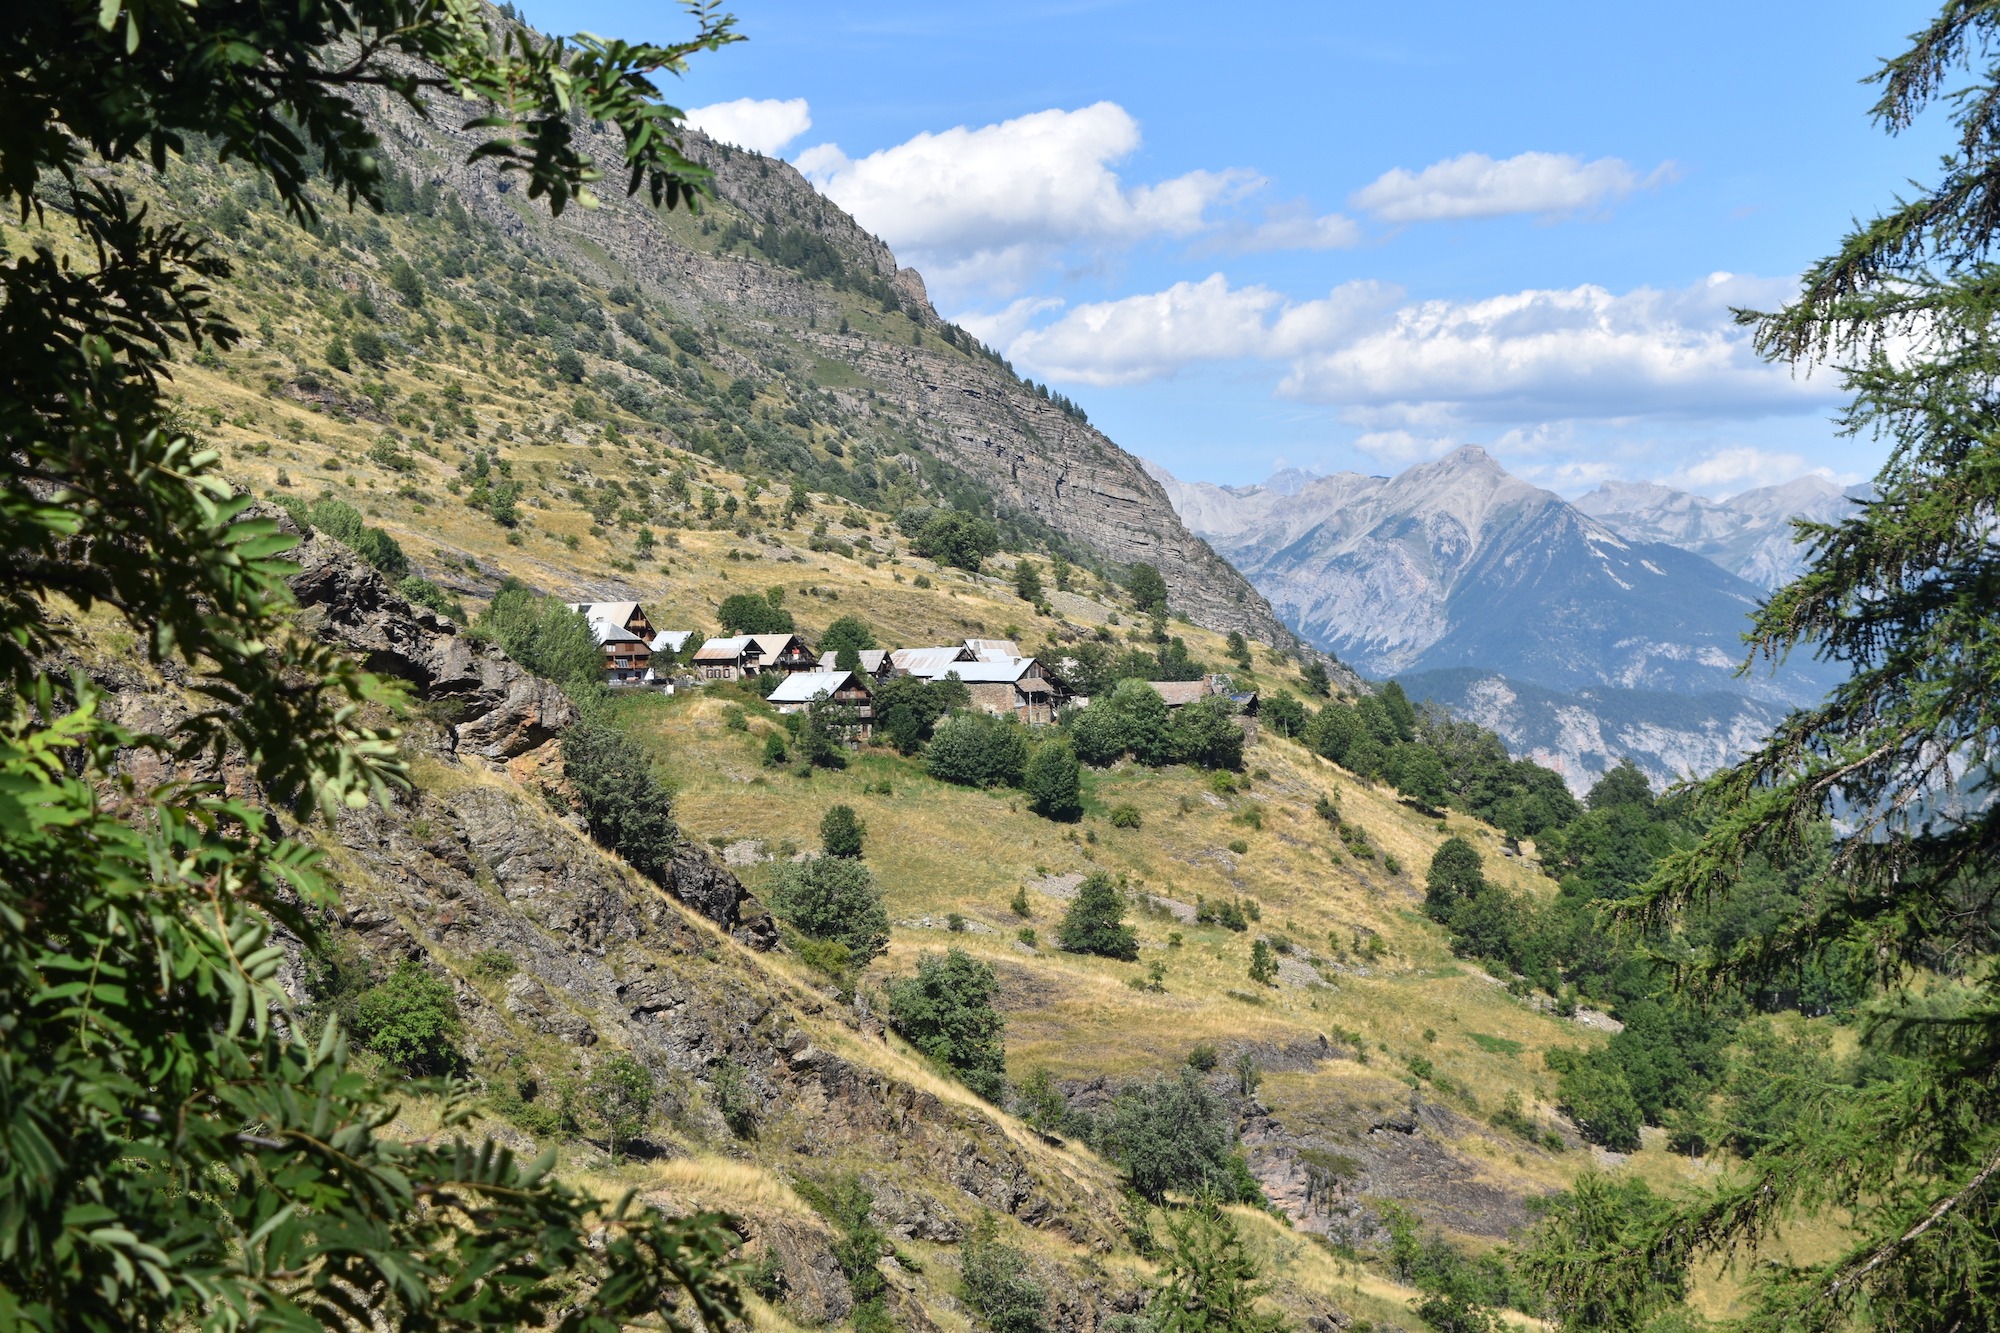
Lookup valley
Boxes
[3,9,1919,1331]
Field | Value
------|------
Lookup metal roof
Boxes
[692,635,754,661]
[766,670,866,704]
[934,657,1039,684]
[891,646,978,676]
[817,648,889,672]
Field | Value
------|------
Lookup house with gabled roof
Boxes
[767,669,874,737]
[888,644,976,678]
[692,632,815,680]
[747,632,816,674]
[816,647,893,681]
[567,601,654,641]
[565,601,655,682]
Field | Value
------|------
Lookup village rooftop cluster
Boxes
[565,600,1257,738]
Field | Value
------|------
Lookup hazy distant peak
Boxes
[1262,466,1321,497]
[1721,472,1845,518]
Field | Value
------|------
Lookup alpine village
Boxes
[5,6,1997,1333]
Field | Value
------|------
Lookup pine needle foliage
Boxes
[1532,8,2000,1329]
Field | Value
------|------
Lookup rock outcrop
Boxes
[281,515,775,944]
[351,87,1303,654]
[285,524,576,760]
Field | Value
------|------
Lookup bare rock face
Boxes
[351,88,1301,654]
[284,526,575,759]
[278,515,776,946]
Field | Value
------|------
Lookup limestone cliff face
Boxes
[353,89,1298,652]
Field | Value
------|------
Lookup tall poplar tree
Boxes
[1527,7,2000,1329]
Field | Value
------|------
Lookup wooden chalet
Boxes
[568,601,655,682]
[692,632,814,680]
[766,669,874,738]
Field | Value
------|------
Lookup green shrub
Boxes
[820,803,865,858]
[768,857,890,963]
[959,1213,1047,1333]
[926,711,1029,788]
[585,1054,654,1157]
[909,511,1000,572]
[873,674,966,755]
[1107,803,1142,829]
[1248,939,1277,986]
[349,960,463,1075]
[1555,1058,1643,1153]
[562,724,680,883]
[1227,839,1250,855]
[397,574,465,622]
[1106,1067,1239,1204]
[1187,1043,1218,1072]
[471,949,516,979]
[477,583,602,696]
[793,1175,890,1331]
[1056,872,1138,961]
[1169,696,1244,770]
[1023,736,1083,821]
[710,1058,759,1138]
[885,948,1008,1102]
[716,590,794,635]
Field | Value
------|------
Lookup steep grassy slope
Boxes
[9,125,1751,1331]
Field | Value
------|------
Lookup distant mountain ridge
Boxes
[1572,474,1867,589]
[1147,446,1828,706]
[1148,448,1847,790]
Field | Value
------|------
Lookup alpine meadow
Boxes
[1,4,1994,1333]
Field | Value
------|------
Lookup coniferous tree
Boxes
[1013,558,1044,602]
[1533,11,2000,1325]
[1150,1198,1287,1333]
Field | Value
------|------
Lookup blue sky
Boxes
[524,1,1943,495]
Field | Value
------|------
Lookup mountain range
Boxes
[1150,448,1848,789]
[1572,474,1867,589]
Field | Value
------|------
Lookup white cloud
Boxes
[685,97,813,156]
[1663,447,1833,493]
[795,104,1260,293]
[953,296,1064,353]
[1280,272,1828,424]
[1210,200,1363,253]
[1352,431,1458,465]
[999,275,1399,385]
[1351,151,1671,223]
